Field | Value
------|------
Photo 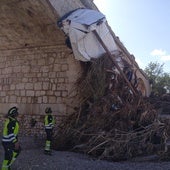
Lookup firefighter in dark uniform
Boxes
[44,107,55,155]
[1,107,21,170]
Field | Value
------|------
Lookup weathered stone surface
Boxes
[0,0,89,135]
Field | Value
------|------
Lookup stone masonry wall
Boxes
[0,0,99,137]
[0,45,81,135]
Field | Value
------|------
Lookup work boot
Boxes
[2,159,11,170]
[44,150,52,155]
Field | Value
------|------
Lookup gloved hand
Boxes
[14,142,21,152]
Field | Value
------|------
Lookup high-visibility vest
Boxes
[44,114,55,129]
[2,116,19,143]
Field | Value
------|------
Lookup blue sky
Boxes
[93,0,170,73]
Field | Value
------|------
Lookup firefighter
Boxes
[44,107,55,155]
[1,106,21,170]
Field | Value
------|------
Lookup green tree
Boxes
[144,62,170,96]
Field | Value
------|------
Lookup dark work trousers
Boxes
[2,142,20,165]
[2,142,14,162]
[45,129,53,141]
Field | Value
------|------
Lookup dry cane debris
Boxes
[53,55,166,161]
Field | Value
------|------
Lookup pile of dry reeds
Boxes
[53,55,166,161]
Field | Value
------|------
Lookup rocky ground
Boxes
[1,137,170,170]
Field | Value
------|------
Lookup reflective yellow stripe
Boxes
[45,140,51,151]
[44,115,55,128]
[3,119,10,136]
[14,122,19,136]
[2,160,10,170]
[2,118,19,143]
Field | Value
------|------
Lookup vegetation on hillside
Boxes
[144,62,170,96]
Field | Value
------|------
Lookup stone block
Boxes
[61,64,68,71]
[34,82,42,90]
[43,96,48,103]
[16,83,25,90]
[26,90,35,96]
[48,96,56,103]
[55,91,61,97]
[25,83,34,90]
[57,83,66,90]
[9,96,17,103]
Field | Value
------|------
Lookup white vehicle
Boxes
[58,8,151,97]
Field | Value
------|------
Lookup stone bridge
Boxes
[0,0,97,133]
[0,0,150,135]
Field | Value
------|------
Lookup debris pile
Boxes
[53,55,166,161]
[149,94,170,115]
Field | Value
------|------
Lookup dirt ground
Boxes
[1,94,170,170]
[1,137,170,170]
